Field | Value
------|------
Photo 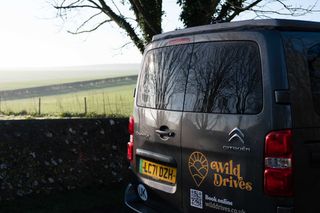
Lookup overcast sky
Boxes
[0,0,319,69]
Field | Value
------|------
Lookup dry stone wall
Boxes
[0,118,128,201]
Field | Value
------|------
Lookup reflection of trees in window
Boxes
[232,44,261,113]
[185,42,262,114]
[137,44,192,110]
[154,45,191,109]
[187,43,234,112]
[307,43,320,115]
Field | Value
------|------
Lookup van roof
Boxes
[153,19,320,42]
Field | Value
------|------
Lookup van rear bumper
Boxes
[125,182,294,213]
[124,183,157,213]
[124,165,159,213]
[124,168,294,213]
[124,165,149,213]
[124,166,180,213]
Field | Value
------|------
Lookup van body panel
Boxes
[291,128,320,213]
[282,32,320,213]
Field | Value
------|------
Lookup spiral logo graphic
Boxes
[188,152,208,187]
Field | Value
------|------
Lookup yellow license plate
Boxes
[139,159,177,184]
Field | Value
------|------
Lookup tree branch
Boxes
[67,0,82,7]
[216,1,232,21]
[226,0,262,21]
[53,0,102,24]
[272,0,320,14]
[243,0,263,10]
[53,0,146,53]
[95,0,145,53]
[250,8,320,16]
[127,0,139,21]
[54,4,99,10]
[111,0,122,16]
[67,19,111,34]
[74,11,104,33]
[128,0,158,34]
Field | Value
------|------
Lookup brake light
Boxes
[127,116,134,162]
[128,116,134,135]
[264,130,293,196]
[168,38,191,45]
[265,130,292,157]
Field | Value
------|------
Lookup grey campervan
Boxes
[124,19,320,213]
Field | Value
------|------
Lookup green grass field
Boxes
[0,65,139,117]
[0,84,135,117]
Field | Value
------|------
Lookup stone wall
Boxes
[0,118,128,201]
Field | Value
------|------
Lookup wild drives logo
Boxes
[188,151,253,191]
[188,152,208,187]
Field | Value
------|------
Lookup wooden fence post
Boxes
[84,97,87,115]
[38,97,41,115]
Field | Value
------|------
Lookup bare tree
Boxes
[52,0,320,53]
[53,0,162,53]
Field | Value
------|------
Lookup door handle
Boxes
[155,130,175,137]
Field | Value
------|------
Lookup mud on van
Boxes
[124,19,320,213]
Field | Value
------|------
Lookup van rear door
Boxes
[180,32,290,212]
[134,42,193,211]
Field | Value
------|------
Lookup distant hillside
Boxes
[0,63,140,90]
[0,75,138,101]
[0,63,140,73]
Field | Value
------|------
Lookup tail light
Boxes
[128,116,134,135]
[127,116,134,162]
[264,130,293,196]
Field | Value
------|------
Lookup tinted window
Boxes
[184,41,262,114]
[308,44,320,115]
[137,44,192,110]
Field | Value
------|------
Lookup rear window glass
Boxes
[307,44,320,115]
[184,41,262,114]
[137,44,192,110]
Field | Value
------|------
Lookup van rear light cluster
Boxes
[264,130,293,196]
[127,116,134,162]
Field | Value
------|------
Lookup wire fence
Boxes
[0,93,134,117]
